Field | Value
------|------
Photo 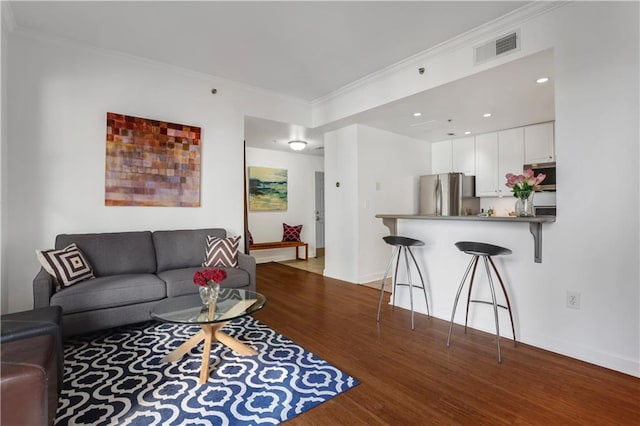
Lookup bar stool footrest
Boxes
[469,299,509,310]
[394,282,427,290]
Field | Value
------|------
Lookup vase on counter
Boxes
[515,192,535,217]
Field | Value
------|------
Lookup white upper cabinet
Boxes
[475,128,524,197]
[498,127,525,197]
[452,136,476,176]
[431,140,452,174]
[475,132,499,196]
[524,122,555,164]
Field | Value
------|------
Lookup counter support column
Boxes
[381,217,397,236]
[529,222,542,263]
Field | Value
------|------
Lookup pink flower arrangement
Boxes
[505,169,546,199]
[193,268,227,287]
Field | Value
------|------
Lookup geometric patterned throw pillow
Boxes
[36,243,95,287]
[202,235,241,268]
[282,223,302,242]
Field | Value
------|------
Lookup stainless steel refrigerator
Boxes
[419,173,480,216]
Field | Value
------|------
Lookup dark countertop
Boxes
[375,214,556,223]
[375,214,556,263]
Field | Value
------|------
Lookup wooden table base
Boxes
[160,299,259,385]
[161,321,258,384]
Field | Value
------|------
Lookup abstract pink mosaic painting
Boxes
[105,112,201,207]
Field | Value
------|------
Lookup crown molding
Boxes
[312,1,570,106]
[1,1,16,33]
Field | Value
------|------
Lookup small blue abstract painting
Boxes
[249,167,288,211]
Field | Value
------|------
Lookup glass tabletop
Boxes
[150,288,267,325]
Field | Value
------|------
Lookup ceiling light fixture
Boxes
[413,112,422,117]
[465,131,471,135]
[288,140,307,151]
[483,113,492,118]
[536,77,549,84]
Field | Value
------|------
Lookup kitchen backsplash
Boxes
[479,191,556,216]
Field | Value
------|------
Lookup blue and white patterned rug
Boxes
[55,317,359,425]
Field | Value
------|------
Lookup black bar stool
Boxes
[446,241,516,363]
[377,236,429,330]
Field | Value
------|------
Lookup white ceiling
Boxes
[245,49,554,156]
[352,48,555,142]
[7,1,552,157]
[8,1,528,102]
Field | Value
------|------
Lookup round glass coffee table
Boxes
[150,288,267,384]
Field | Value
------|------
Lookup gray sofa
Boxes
[33,228,255,337]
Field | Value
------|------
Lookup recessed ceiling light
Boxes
[464,131,471,135]
[483,113,492,118]
[413,112,422,117]
[536,77,549,84]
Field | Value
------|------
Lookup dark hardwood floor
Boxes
[252,262,639,425]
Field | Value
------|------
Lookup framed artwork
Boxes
[248,167,288,211]
[105,112,201,207]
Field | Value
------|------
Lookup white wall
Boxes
[324,125,359,282]
[316,2,640,376]
[3,31,311,312]
[0,4,8,313]
[245,147,323,262]
[356,125,430,283]
[323,124,430,283]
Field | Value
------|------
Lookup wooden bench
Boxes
[249,241,308,260]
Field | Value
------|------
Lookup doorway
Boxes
[315,171,325,252]
[277,171,325,275]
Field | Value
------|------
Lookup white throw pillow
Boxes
[202,235,240,268]
[36,243,95,287]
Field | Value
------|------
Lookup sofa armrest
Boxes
[237,252,256,292]
[33,268,54,308]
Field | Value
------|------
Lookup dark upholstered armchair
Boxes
[1,306,63,425]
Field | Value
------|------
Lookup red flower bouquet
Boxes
[193,268,227,287]
[194,269,227,308]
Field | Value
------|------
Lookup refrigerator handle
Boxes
[435,177,442,215]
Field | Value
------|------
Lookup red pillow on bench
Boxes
[282,223,302,242]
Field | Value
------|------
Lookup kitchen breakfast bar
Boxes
[376,214,556,263]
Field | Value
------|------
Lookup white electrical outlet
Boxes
[566,291,581,309]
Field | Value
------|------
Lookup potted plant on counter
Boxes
[505,169,546,216]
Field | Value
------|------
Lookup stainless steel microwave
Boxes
[524,162,556,191]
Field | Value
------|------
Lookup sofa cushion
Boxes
[158,267,250,297]
[203,235,240,268]
[50,274,165,315]
[153,228,226,272]
[36,243,95,287]
[56,232,156,276]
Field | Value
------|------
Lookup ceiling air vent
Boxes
[474,30,520,65]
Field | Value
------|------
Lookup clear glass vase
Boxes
[515,192,535,217]
[198,283,220,305]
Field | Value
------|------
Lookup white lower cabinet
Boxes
[475,128,524,197]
